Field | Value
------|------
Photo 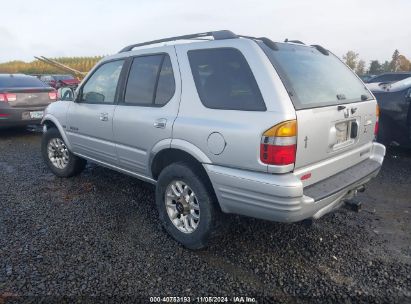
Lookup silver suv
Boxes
[41,31,385,249]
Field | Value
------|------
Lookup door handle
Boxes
[153,118,167,129]
[100,113,109,121]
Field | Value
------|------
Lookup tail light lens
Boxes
[0,93,17,102]
[48,91,57,100]
[374,104,380,137]
[260,120,297,166]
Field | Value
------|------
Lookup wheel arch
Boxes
[150,147,209,180]
[150,147,220,212]
[41,114,73,151]
[150,139,212,178]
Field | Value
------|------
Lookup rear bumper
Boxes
[0,106,46,128]
[205,142,385,222]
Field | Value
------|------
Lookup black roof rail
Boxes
[238,35,279,51]
[284,38,305,45]
[119,30,238,53]
[311,44,329,55]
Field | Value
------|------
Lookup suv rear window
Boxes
[0,75,49,88]
[259,43,372,109]
[188,48,266,111]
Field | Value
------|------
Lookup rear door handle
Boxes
[153,118,167,129]
[100,113,109,121]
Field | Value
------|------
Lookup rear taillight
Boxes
[374,104,380,137]
[6,93,16,102]
[48,91,57,100]
[260,120,297,166]
[0,93,17,102]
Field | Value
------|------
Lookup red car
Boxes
[39,74,80,89]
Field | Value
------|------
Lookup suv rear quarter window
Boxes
[188,48,266,111]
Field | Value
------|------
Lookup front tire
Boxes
[42,127,86,177]
[155,162,221,249]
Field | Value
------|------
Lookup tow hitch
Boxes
[344,198,362,212]
[344,185,365,212]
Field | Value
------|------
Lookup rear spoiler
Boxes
[2,87,55,93]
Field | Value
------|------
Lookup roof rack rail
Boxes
[284,39,305,45]
[238,35,279,51]
[119,30,238,53]
[311,44,329,55]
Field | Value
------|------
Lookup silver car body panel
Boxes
[205,142,385,222]
[42,101,72,150]
[113,45,181,176]
[66,102,118,164]
[174,39,296,174]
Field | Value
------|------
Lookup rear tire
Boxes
[42,127,86,177]
[155,162,221,249]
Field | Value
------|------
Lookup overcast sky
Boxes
[1,0,410,65]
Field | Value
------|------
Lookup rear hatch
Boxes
[0,75,55,107]
[259,42,377,186]
[7,88,54,107]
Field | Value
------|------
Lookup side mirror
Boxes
[57,87,75,101]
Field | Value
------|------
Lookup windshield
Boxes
[259,42,372,109]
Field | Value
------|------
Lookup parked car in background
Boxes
[41,31,385,249]
[0,74,57,128]
[366,72,411,84]
[359,74,376,83]
[39,74,80,89]
[371,77,411,148]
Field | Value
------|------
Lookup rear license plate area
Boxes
[332,120,357,150]
[29,111,43,119]
[22,111,44,120]
[335,121,349,144]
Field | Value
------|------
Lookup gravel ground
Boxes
[0,128,410,303]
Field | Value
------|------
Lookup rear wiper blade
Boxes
[361,94,370,101]
[336,94,346,100]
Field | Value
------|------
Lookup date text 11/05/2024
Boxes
[149,296,257,302]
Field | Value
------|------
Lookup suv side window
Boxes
[81,60,124,104]
[188,48,266,111]
[124,54,175,106]
[155,55,175,105]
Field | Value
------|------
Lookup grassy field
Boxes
[0,56,104,75]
